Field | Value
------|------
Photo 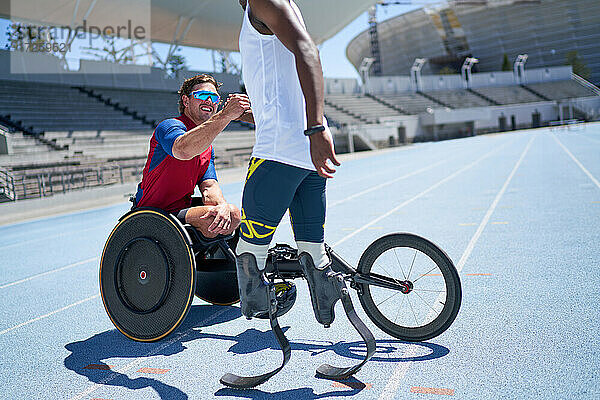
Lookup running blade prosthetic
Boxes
[220,253,291,388]
[299,253,376,380]
[219,296,291,389]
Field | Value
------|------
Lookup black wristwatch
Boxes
[304,124,326,136]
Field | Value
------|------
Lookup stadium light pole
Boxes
[359,57,376,94]
[461,57,479,89]
[411,58,427,92]
[514,54,528,84]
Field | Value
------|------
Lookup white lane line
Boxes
[333,137,516,248]
[553,134,600,190]
[378,135,536,400]
[0,294,100,336]
[0,257,99,290]
[278,157,454,229]
[69,307,229,400]
[0,224,113,251]
[328,159,448,208]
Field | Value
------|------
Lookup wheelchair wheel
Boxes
[100,208,196,342]
[357,233,461,342]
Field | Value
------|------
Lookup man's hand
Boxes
[309,128,340,178]
[200,204,234,234]
[222,94,252,121]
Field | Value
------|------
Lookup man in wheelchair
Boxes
[133,74,252,237]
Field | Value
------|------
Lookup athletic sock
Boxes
[236,239,271,271]
[296,241,329,270]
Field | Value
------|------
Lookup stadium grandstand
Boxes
[1,0,600,203]
[347,0,600,85]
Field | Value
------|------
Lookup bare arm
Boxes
[235,110,255,124]
[172,94,251,160]
[249,0,340,177]
[198,179,226,206]
[249,0,323,127]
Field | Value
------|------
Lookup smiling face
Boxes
[181,82,220,125]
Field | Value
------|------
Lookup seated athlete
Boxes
[134,74,252,237]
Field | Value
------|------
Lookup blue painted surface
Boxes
[0,126,599,399]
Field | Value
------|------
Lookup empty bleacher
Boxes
[526,80,599,100]
[84,87,179,126]
[424,89,492,108]
[0,80,147,133]
[470,85,544,105]
[325,94,403,124]
[376,93,443,114]
[84,86,254,131]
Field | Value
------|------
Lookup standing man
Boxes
[222,0,351,388]
[135,74,251,237]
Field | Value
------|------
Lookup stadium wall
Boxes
[365,66,573,94]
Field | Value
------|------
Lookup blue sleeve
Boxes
[200,148,218,182]
[154,119,187,157]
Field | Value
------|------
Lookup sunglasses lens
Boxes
[192,92,219,103]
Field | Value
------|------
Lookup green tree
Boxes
[167,52,187,77]
[83,36,133,64]
[5,22,60,55]
[565,50,590,80]
[438,66,456,75]
[501,53,511,71]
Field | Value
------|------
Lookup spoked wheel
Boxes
[356,233,461,342]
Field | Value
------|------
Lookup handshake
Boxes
[221,93,253,123]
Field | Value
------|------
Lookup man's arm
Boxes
[172,94,251,160]
[236,110,255,125]
[198,179,241,234]
[249,0,323,127]
[198,179,226,206]
[249,0,340,177]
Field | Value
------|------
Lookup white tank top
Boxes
[239,1,329,171]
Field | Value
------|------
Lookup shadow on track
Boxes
[204,327,449,363]
[64,304,449,399]
[64,304,241,400]
[215,379,367,399]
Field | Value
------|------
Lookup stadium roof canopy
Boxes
[0,0,376,51]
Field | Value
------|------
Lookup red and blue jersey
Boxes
[135,114,217,213]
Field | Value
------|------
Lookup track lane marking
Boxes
[553,134,600,190]
[0,224,113,251]
[277,158,452,229]
[70,308,229,400]
[378,135,535,400]
[333,137,517,248]
[0,294,100,336]
[0,257,99,290]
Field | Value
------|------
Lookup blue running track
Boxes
[1,125,599,399]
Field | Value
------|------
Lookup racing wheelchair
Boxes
[100,206,461,388]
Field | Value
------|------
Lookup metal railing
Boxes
[11,163,145,201]
[0,168,16,202]
[571,73,600,97]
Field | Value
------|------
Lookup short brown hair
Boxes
[177,74,222,114]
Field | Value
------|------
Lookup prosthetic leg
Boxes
[220,253,291,389]
[299,252,376,380]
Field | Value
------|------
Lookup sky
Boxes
[0,3,426,80]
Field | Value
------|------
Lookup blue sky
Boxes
[0,3,422,79]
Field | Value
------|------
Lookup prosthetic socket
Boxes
[236,252,275,319]
[299,252,341,327]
